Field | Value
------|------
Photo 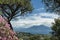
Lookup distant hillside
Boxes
[14,25,52,34]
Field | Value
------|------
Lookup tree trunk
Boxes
[8,21,13,30]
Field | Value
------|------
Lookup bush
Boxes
[0,15,19,40]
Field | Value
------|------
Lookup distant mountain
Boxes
[13,25,52,34]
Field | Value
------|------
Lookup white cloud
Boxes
[40,13,59,18]
[11,13,59,28]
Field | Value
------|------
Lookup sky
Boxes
[11,0,59,28]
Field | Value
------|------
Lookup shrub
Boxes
[0,15,19,40]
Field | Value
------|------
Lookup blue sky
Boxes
[31,0,46,13]
[31,0,42,9]
[11,0,59,28]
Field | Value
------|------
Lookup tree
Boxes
[0,0,33,30]
[43,0,60,13]
[43,0,60,40]
[51,19,60,40]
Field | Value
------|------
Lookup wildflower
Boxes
[0,15,19,40]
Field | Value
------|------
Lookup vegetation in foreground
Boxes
[16,32,51,40]
[0,15,18,40]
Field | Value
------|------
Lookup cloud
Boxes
[40,13,59,18]
[11,12,59,28]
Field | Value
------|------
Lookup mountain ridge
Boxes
[13,25,52,34]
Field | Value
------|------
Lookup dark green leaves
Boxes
[43,0,60,14]
[51,19,60,40]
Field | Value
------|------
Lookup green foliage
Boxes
[43,0,60,13]
[51,19,60,40]
[0,0,30,4]
[0,0,33,20]
[0,0,33,29]
[16,32,51,40]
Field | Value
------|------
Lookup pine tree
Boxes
[0,0,33,30]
